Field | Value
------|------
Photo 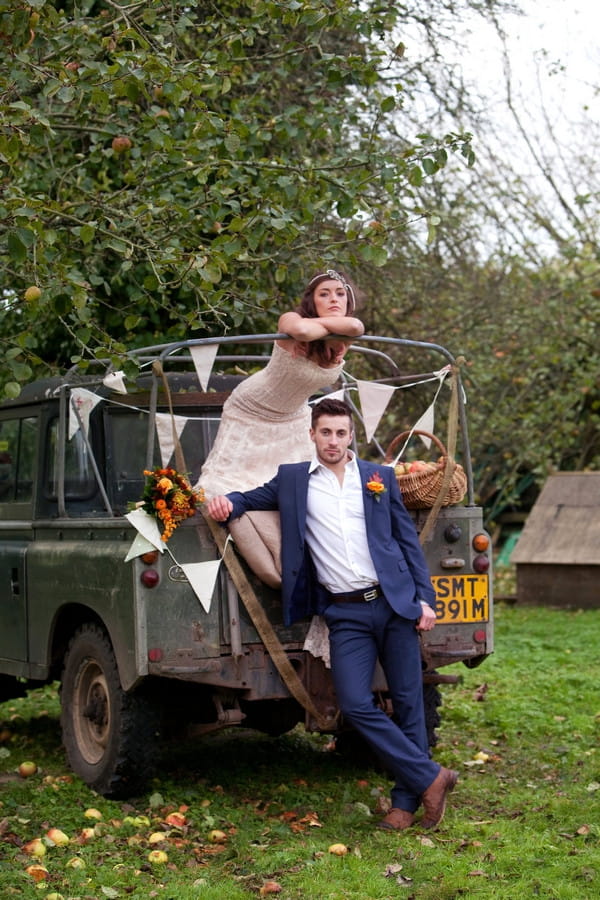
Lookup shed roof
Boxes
[510,472,600,565]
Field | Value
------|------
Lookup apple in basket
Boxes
[408,460,433,474]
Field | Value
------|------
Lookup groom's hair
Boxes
[311,397,353,430]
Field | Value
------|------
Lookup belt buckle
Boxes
[364,588,378,602]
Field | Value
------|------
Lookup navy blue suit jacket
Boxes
[226,458,436,627]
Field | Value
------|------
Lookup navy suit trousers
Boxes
[324,595,440,812]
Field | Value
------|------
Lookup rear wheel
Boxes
[60,623,160,798]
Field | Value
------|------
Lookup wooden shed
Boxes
[510,472,600,608]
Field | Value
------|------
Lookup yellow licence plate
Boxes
[431,575,489,624]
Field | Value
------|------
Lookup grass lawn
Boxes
[1,604,598,899]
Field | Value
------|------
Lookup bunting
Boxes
[124,508,165,553]
[103,371,128,394]
[190,344,219,391]
[155,412,190,468]
[356,381,396,443]
[69,388,102,440]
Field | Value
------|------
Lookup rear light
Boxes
[473,629,487,643]
[472,533,489,552]
[141,550,159,564]
[473,554,490,573]
[148,648,163,662]
[140,568,160,588]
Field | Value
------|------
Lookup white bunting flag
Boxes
[357,381,396,443]
[103,371,128,394]
[124,531,159,562]
[311,388,346,405]
[179,560,222,613]
[155,412,189,468]
[125,508,165,553]
[69,388,103,440]
[412,402,436,449]
[190,344,219,391]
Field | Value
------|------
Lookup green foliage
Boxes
[0,0,475,388]
[1,607,599,898]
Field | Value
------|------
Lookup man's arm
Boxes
[205,477,281,523]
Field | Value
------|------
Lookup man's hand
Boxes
[416,601,437,632]
[206,495,233,522]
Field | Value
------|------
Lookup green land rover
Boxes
[0,334,492,796]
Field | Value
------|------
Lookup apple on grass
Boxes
[148,849,168,864]
[46,827,70,846]
[23,838,46,858]
[18,760,38,777]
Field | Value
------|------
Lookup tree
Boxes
[0,0,486,395]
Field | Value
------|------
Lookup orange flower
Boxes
[155,499,167,510]
[365,472,387,502]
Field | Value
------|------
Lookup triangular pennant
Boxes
[190,344,219,391]
[125,508,165,552]
[69,388,103,440]
[103,371,128,394]
[412,402,435,449]
[124,531,159,562]
[155,412,189,468]
[310,388,346,405]
[180,560,222,613]
[356,381,396,443]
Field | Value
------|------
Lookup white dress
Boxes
[198,342,344,496]
[198,342,343,667]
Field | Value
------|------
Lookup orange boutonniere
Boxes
[365,471,387,502]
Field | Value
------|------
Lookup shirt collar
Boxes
[309,449,357,474]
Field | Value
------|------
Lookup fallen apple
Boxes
[46,893,65,900]
[259,881,282,896]
[148,849,168,864]
[148,831,167,844]
[328,842,349,856]
[164,811,187,828]
[46,827,70,846]
[18,760,38,778]
[84,807,103,820]
[79,827,96,842]
[207,829,227,843]
[65,856,85,869]
[25,864,49,882]
[23,838,46,858]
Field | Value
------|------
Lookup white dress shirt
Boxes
[305,451,379,593]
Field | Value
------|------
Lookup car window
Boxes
[0,416,37,502]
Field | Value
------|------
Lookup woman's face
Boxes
[312,279,348,317]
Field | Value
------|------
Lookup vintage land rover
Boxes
[0,334,492,797]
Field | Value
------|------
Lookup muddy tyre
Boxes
[60,623,160,798]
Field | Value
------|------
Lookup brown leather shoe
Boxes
[377,808,415,831]
[420,767,458,828]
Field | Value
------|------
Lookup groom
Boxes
[207,397,458,830]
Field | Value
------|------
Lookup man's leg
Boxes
[325,597,439,813]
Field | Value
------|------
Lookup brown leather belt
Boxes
[328,585,381,603]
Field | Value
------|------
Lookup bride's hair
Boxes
[297,271,361,366]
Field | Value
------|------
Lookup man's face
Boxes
[310,414,353,467]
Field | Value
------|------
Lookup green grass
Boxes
[1,605,599,899]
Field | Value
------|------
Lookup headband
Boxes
[308,269,348,288]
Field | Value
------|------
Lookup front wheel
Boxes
[60,623,160,798]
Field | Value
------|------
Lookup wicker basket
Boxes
[384,430,467,510]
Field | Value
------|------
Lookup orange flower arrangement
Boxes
[365,471,387,502]
[140,467,204,542]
